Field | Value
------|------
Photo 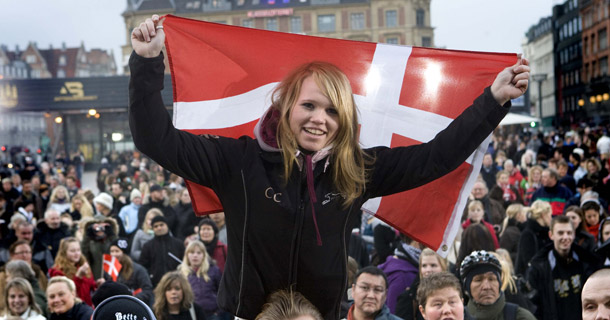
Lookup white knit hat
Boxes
[93,192,113,210]
[130,189,142,202]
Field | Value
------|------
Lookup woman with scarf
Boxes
[198,218,227,273]
[130,14,530,319]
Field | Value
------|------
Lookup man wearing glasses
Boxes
[347,266,401,320]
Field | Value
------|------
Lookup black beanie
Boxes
[151,215,168,227]
[198,217,219,235]
[462,264,501,297]
[111,238,130,255]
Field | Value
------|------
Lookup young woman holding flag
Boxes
[129,14,530,320]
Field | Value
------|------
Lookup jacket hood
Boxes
[83,215,119,237]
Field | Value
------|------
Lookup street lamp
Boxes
[532,74,547,126]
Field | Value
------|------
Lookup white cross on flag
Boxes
[162,15,516,256]
[103,254,122,281]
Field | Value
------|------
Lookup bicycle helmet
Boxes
[459,250,502,297]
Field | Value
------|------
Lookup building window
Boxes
[57,69,66,78]
[386,37,398,44]
[386,10,397,28]
[600,28,608,51]
[602,57,609,76]
[317,14,335,33]
[416,9,425,26]
[25,55,36,63]
[291,16,302,33]
[266,18,278,31]
[422,37,432,47]
[351,13,365,30]
[242,19,253,28]
[59,55,67,66]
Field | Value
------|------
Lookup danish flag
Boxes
[162,15,516,256]
[103,254,122,281]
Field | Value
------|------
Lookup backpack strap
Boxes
[503,302,519,320]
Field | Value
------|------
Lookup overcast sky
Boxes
[1,0,560,74]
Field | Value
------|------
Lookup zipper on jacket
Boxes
[288,173,306,285]
[335,202,355,319]
[236,170,248,315]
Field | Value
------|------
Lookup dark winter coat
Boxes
[188,265,222,313]
[499,218,523,263]
[105,260,154,305]
[139,233,185,287]
[81,215,119,278]
[48,303,93,320]
[514,219,551,276]
[34,221,71,258]
[129,52,510,320]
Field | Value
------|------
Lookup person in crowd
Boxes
[96,167,110,194]
[49,237,97,307]
[499,203,527,263]
[515,200,552,276]
[81,214,118,279]
[586,158,603,187]
[138,184,178,235]
[35,208,71,258]
[378,234,420,314]
[46,276,93,320]
[503,159,525,193]
[480,153,498,190]
[65,176,79,199]
[105,238,154,304]
[566,177,602,208]
[582,200,604,241]
[373,222,399,266]
[395,248,448,320]
[47,186,72,214]
[557,160,576,194]
[68,194,94,222]
[491,250,535,313]
[110,181,129,216]
[174,188,200,241]
[461,200,499,248]
[1,260,48,317]
[346,266,400,320]
[415,272,464,320]
[465,181,505,226]
[92,192,113,217]
[530,168,573,216]
[198,218,227,273]
[131,208,163,261]
[179,240,222,320]
[526,215,603,320]
[521,165,543,206]
[518,149,536,177]
[456,223,497,269]
[597,217,610,266]
[7,240,48,291]
[140,215,185,287]
[565,205,596,252]
[15,199,36,224]
[581,268,610,320]
[460,250,535,319]
[13,220,54,273]
[13,179,44,221]
[571,151,587,183]
[153,271,206,320]
[209,211,227,245]
[2,178,20,214]
[130,14,529,319]
[256,289,323,320]
[0,278,45,320]
[118,189,143,241]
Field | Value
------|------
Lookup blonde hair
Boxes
[530,200,551,220]
[527,165,543,186]
[49,185,71,204]
[70,194,94,219]
[467,200,484,212]
[4,278,43,316]
[179,241,211,282]
[142,208,163,233]
[491,251,517,294]
[418,248,448,277]
[47,276,82,304]
[273,62,370,207]
[153,272,194,320]
[256,289,323,320]
[52,237,90,279]
[500,203,524,237]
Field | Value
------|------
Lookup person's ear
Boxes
[418,305,427,319]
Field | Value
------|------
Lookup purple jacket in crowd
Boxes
[188,265,222,313]
[378,255,418,313]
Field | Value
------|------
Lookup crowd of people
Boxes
[0,125,609,320]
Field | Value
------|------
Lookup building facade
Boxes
[120,0,433,72]
[581,0,610,123]
[523,16,556,127]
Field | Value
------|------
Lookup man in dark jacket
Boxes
[526,216,603,320]
[137,184,177,234]
[35,208,71,258]
[139,215,184,287]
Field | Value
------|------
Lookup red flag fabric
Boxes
[103,254,122,281]
[162,14,516,256]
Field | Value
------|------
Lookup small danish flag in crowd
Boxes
[103,254,122,281]
[161,15,517,256]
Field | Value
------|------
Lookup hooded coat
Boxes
[80,215,119,279]
[129,52,510,319]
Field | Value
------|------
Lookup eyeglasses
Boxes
[356,285,386,294]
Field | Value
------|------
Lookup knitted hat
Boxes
[198,217,218,235]
[111,238,130,255]
[91,295,156,320]
[151,215,167,227]
[150,184,163,193]
[93,192,113,210]
[91,283,132,307]
[130,189,142,202]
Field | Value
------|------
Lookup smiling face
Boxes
[550,222,575,257]
[289,76,339,152]
[65,241,82,264]
[8,287,29,316]
[420,255,443,278]
[47,282,76,315]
